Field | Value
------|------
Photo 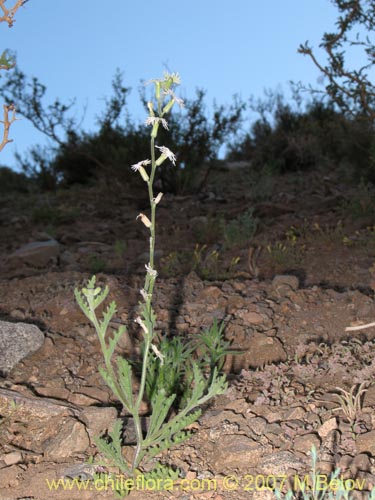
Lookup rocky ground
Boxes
[1,163,375,499]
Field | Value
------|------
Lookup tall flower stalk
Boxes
[75,73,227,485]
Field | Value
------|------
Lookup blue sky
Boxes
[1,0,338,170]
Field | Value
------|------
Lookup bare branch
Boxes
[0,0,27,27]
[345,321,375,332]
[298,0,375,123]
[0,103,17,152]
[0,0,27,153]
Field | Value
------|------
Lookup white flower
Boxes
[163,88,184,108]
[155,145,176,166]
[151,343,164,365]
[145,263,157,277]
[135,316,148,334]
[136,213,152,228]
[145,116,169,130]
[131,159,151,172]
[154,192,163,205]
[140,288,151,301]
[164,72,181,85]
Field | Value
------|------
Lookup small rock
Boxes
[272,275,299,295]
[8,239,60,268]
[294,433,321,455]
[318,417,338,438]
[43,418,90,460]
[75,386,110,404]
[34,386,70,400]
[240,311,264,324]
[236,332,287,369]
[2,451,22,466]
[351,453,371,474]
[285,407,307,420]
[80,406,117,441]
[68,392,99,406]
[226,295,245,314]
[363,385,375,407]
[338,454,354,472]
[0,321,44,375]
[356,431,375,455]
[209,435,271,472]
[198,286,223,303]
[248,416,267,436]
[258,451,304,475]
[0,464,22,487]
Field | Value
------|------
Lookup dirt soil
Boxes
[1,164,375,499]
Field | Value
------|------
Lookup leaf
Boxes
[146,391,176,440]
[92,284,110,309]
[116,357,134,410]
[99,366,124,403]
[100,301,118,339]
[106,325,126,362]
[147,429,194,459]
[94,419,130,475]
[0,51,15,70]
[74,288,92,320]
[145,408,201,449]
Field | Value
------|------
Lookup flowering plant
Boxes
[75,73,228,489]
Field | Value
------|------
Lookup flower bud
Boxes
[147,101,154,117]
[162,98,175,115]
[139,166,149,182]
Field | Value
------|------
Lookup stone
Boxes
[209,435,271,472]
[351,453,371,473]
[240,311,264,325]
[68,392,99,406]
[356,431,375,455]
[8,239,60,268]
[258,451,305,475]
[226,295,245,314]
[43,418,90,460]
[293,433,321,455]
[363,385,375,407]
[248,416,268,436]
[74,386,110,404]
[34,386,71,400]
[0,388,78,419]
[198,286,222,303]
[0,321,44,375]
[318,417,338,438]
[80,406,117,441]
[285,406,306,420]
[236,332,287,369]
[0,464,22,487]
[2,451,22,466]
[272,275,299,295]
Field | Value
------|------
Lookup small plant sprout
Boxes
[75,72,228,490]
[330,381,370,426]
[273,444,375,499]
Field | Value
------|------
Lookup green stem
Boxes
[132,121,158,471]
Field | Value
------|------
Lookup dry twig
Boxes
[0,104,17,152]
[345,321,375,332]
[0,0,26,151]
[0,0,26,27]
